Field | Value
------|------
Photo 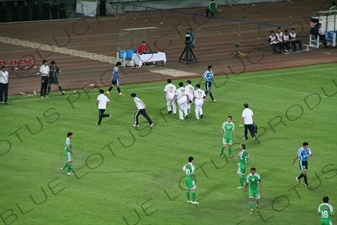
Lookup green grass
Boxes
[0,63,336,225]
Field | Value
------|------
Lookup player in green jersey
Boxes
[182,156,199,204]
[245,167,262,214]
[236,144,248,189]
[61,132,74,175]
[318,196,334,225]
[220,116,236,157]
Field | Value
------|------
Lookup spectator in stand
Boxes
[22,1,30,21]
[0,2,9,22]
[59,0,66,19]
[11,1,20,22]
[31,0,40,21]
[41,0,50,20]
[50,1,58,19]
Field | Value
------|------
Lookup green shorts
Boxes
[223,137,233,145]
[66,152,73,162]
[185,177,196,189]
[320,219,332,225]
[237,164,246,175]
[249,190,260,199]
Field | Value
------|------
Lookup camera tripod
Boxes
[179,44,197,64]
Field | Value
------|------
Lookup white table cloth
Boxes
[130,52,167,67]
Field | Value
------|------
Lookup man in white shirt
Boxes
[0,66,9,104]
[240,103,256,140]
[176,82,189,120]
[39,60,50,98]
[193,84,206,120]
[164,79,177,115]
[185,80,194,115]
[318,23,328,48]
[96,89,111,125]
[131,93,153,128]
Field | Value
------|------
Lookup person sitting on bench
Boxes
[318,23,328,48]
[137,41,149,54]
[206,0,217,18]
[283,30,291,52]
[268,31,282,53]
[275,27,285,52]
[289,28,302,51]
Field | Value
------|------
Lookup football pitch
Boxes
[0,63,336,225]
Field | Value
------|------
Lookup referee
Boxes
[240,103,256,140]
[39,60,50,98]
[131,93,153,128]
[292,142,315,187]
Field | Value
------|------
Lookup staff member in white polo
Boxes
[39,60,50,98]
[96,89,112,125]
[131,93,153,128]
[240,103,256,140]
[0,66,9,104]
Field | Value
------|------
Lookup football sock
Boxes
[58,86,64,94]
[192,192,196,202]
[209,93,214,101]
[62,162,68,170]
[186,191,190,201]
[298,173,304,180]
[239,176,244,187]
[117,87,121,93]
[228,147,232,157]
[47,86,51,94]
[249,201,253,210]
[68,164,72,173]
[303,174,308,185]
[256,200,260,206]
[108,86,113,92]
[220,147,225,156]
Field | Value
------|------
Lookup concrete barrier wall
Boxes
[106,0,286,14]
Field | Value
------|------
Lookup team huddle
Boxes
[164,65,216,120]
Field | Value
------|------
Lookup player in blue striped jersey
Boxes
[106,62,125,96]
[199,65,216,102]
[292,142,315,187]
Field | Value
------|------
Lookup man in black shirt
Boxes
[31,1,39,20]
[11,1,20,22]
[0,3,9,22]
[21,1,30,21]
[48,61,65,95]
[41,0,50,20]
[50,1,58,19]
[59,0,66,19]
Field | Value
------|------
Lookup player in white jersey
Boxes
[185,80,194,115]
[164,79,177,115]
[176,82,189,120]
[193,84,206,119]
